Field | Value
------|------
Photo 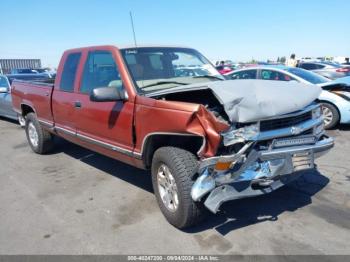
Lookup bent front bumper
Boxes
[191,136,334,213]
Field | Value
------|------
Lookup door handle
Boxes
[74,101,82,108]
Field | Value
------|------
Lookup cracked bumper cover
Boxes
[191,135,334,213]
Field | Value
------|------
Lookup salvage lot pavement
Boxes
[0,118,349,255]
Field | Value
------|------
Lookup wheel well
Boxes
[318,100,341,120]
[21,104,35,117]
[142,134,204,168]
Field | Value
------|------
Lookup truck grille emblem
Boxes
[290,126,303,135]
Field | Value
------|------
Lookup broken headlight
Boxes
[312,106,322,119]
[222,123,259,146]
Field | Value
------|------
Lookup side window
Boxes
[281,73,296,81]
[261,70,293,81]
[300,63,318,70]
[80,51,121,94]
[60,52,81,92]
[315,64,325,69]
[230,70,257,80]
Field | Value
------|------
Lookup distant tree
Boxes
[249,58,257,64]
[280,56,286,63]
[277,57,280,63]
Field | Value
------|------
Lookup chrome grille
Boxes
[260,111,313,132]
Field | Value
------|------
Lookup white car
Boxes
[225,65,350,129]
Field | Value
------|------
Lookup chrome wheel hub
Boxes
[322,106,333,126]
[157,164,179,212]
[18,115,25,127]
[28,122,39,147]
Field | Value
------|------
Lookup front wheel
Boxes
[321,102,339,129]
[151,147,206,229]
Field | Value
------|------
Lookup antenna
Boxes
[129,11,138,47]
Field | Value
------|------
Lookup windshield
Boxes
[120,47,223,93]
[286,67,330,84]
[0,76,9,88]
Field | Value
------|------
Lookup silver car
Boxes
[0,75,25,127]
[225,66,350,129]
[298,61,350,79]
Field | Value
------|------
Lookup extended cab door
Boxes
[73,49,135,159]
[52,52,82,137]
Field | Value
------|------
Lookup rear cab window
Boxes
[60,52,81,92]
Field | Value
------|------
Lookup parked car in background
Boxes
[0,75,25,126]
[174,66,210,77]
[6,73,54,85]
[215,65,233,74]
[10,68,54,78]
[225,65,350,129]
[298,61,350,79]
[10,68,38,74]
[11,45,333,228]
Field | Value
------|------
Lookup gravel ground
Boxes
[0,118,349,255]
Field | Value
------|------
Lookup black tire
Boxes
[151,147,206,229]
[25,113,54,154]
[321,102,339,129]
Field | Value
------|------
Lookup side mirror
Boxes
[90,86,128,102]
[0,87,8,93]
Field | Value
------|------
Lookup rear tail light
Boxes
[336,67,350,73]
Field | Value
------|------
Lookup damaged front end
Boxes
[191,104,334,213]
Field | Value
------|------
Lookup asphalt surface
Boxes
[0,117,349,255]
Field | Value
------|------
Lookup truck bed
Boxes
[11,80,54,124]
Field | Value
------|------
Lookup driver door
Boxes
[74,49,135,157]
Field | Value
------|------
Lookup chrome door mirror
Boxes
[90,86,128,102]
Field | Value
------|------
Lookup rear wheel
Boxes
[25,113,54,154]
[151,147,206,229]
[321,102,339,129]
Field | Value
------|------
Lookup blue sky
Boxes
[1,0,349,67]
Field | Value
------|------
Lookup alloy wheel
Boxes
[28,122,39,147]
[321,105,333,127]
[157,164,179,212]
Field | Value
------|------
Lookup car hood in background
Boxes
[318,76,350,89]
[148,79,321,123]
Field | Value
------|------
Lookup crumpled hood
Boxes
[148,79,322,123]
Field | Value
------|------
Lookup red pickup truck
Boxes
[12,45,334,228]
